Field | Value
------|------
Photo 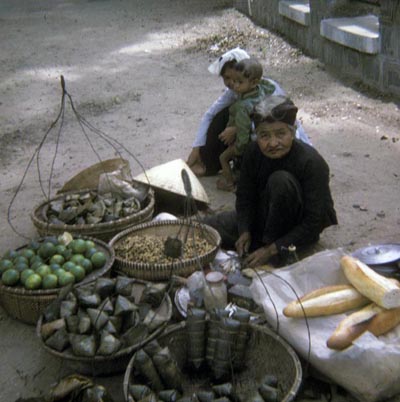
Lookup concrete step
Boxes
[320,14,380,54]
[279,0,310,26]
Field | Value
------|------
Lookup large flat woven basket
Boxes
[36,279,173,376]
[0,236,114,325]
[108,220,221,281]
[30,187,155,242]
[123,321,303,402]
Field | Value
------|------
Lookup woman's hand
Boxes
[235,232,251,257]
[244,243,278,268]
[186,147,201,167]
[218,126,237,145]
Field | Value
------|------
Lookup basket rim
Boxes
[108,219,222,270]
[123,321,303,402]
[35,279,173,363]
[0,235,115,297]
[30,187,155,232]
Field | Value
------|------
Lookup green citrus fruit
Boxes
[85,240,96,250]
[2,269,20,286]
[70,254,85,265]
[31,260,43,271]
[20,269,35,285]
[79,258,93,273]
[30,255,43,265]
[0,259,14,273]
[55,244,68,257]
[85,247,98,259]
[38,242,56,259]
[3,249,19,260]
[58,271,75,286]
[29,240,41,251]
[70,239,87,255]
[15,262,29,273]
[91,252,106,269]
[69,265,86,282]
[50,263,62,272]
[42,274,58,289]
[62,261,76,272]
[36,264,52,278]
[14,256,29,266]
[25,273,42,290]
[50,254,65,266]
[54,268,67,279]
[20,248,35,261]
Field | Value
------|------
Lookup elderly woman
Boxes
[187,47,310,177]
[204,96,337,267]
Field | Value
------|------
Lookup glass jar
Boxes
[203,271,227,311]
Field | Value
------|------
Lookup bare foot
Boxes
[216,177,236,192]
[190,162,206,177]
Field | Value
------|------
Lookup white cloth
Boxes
[250,249,400,402]
[208,47,250,75]
[192,78,312,147]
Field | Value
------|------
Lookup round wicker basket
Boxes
[123,321,303,402]
[36,280,173,376]
[30,188,155,242]
[109,220,221,281]
[0,236,114,325]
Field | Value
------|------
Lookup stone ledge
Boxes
[279,0,310,26]
[320,15,380,54]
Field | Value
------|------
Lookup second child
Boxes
[217,58,272,191]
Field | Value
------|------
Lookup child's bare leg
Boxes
[217,147,236,191]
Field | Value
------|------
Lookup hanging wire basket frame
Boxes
[7,75,152,241]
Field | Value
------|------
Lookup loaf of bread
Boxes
[340,255,400,309]
[326,303,380,350]
[283,284,369,318]
[368,306,400,336]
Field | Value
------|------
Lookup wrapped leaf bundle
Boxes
[158,389,181,402]
[231,309,250,369]
[206,309,229,367]
[143,340,162,357]
[129,384,152,401]
[133,349,164,392]
[97,331,122,356]
[69,334,97,357]
[186,308,207,370]
[152,347,183,392]
[45,327,70,352]
[196,391,215,402]
[140,283,168,308]
[95,278,115,299]
[212,318,241,381]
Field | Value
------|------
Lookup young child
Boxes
[217,58,270,192]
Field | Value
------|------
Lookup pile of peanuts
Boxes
[114,234,214,264]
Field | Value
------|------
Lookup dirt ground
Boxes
[0,0,399,401]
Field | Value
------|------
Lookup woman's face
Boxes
[256,121,295,159]
[221,67,236,91]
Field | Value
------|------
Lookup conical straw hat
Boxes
[134,159,209,204]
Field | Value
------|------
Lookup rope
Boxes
[7,75,151,239]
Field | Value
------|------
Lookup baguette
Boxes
[340,255,400,308]
[326,303,380,350]
[283,284,369,318]
[368,306,400,336]
[327,303,400,350]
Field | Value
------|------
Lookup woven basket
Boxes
[36,280,173,376]
[123,321,302,402]
[31,187,155,242]
[109,220,221,281]
[0,236,114,325]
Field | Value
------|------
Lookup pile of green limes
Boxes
[0,234,107,290]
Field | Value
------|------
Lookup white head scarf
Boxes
[208,47,250,75]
